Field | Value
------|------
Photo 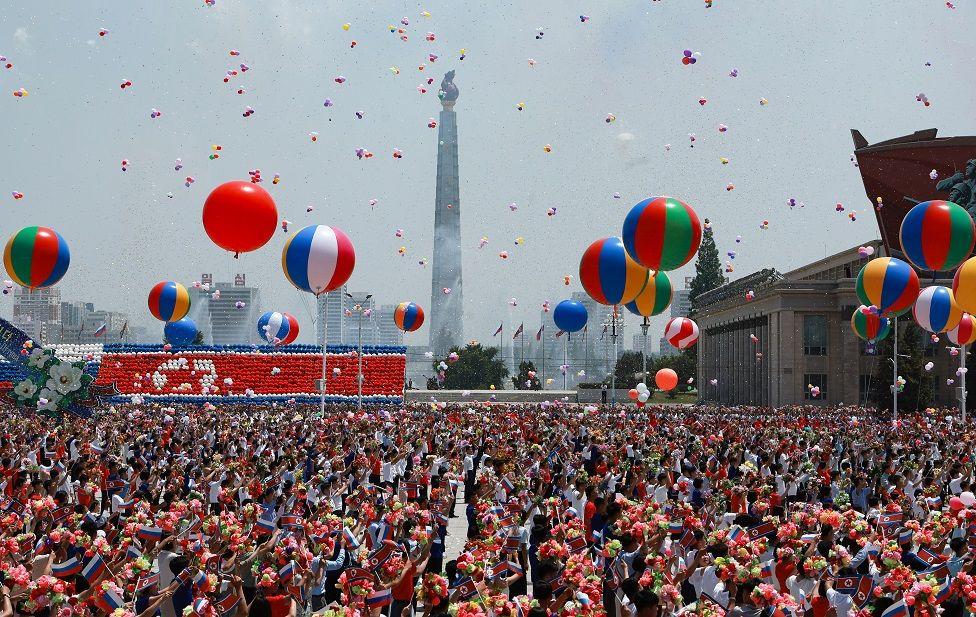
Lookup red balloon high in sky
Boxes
[202,181,278,257]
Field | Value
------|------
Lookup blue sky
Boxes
[0,1,973,348]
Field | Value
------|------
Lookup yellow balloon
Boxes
[953,257,976,314]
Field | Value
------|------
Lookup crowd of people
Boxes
[0,401,973,617]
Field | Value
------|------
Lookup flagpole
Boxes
[563,333,569,390]
[583,327,588,382]
[320,291,329,416]
[641,317,649,385]
[611,306,618,405]
[892,316,898,424]
[962,343,967,424]
[541,329,546,390]
[520,328,524,364]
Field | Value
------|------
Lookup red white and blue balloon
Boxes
[257,311,299,345]
[282,225,356,295]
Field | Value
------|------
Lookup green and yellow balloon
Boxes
[625,271,673,317]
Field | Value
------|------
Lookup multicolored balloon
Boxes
[164,317,198,346]
[394,302,425,332]
[148,281,191,322]
[947,313,976,346]
[855,257,920,316]
[257,311,300,345]
[3,226,70,289]
[553,299,588,333]
[850,305,891,343]
[625,271,673,317]
[913,286,962,333]
[579,236,649,306]
[952,257,976,315]
[899,200,975,272]
[282,225,356,295]
[664,317,699,349]
[622,196,702,271]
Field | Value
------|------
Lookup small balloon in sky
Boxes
[613,192,621,199]
[547,207,557,217]
[395,229,403,237]
[478,237,488,248]
[835,203,845,212]
[174,158,183,171]
[508,202,518,212]
[120,79,132,89]
[759,97,769,106]
[442,287,451,294]
[306,205,314,213]
[745,290,754,301]
[99,28,109,37]
[930,169,939,180]
[272,174,280,185]
[916,92,930,106]
[369,199,378,207]
[563,275,572,285]
[543,144,552,153]
[393,148,403,159]
[729,68,738,77]
[499,251,509,259]
[150,108,161,119]
[580,15,590,22]
[11,191,23,200]
[281,220,290,233]
[334,75,346,84]
[527,58,537,67]
[718,123,728,132]
[121,159,129,171]
[605,113,616,123]
[323,99,334,107]
[509,298,518,307]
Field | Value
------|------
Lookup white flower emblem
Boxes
[46,362,84,395]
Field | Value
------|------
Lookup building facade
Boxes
[187,275,262,345]
[695,240,958,407]
[12,287,61,343]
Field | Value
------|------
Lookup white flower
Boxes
[37,388,62,412]
[27,348,52,369]
[46,362,84,395]
[13,379,37,399]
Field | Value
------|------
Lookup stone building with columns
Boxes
[695,240,958,407]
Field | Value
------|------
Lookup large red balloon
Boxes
[203,181,278,256]
[655,368,678,391]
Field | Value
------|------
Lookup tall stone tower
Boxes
[430,70,463,356]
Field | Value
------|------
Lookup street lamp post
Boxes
[345,293,372,412]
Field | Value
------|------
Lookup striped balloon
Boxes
[282,225,356,295]
[257,311,299,345]
[947,313,976,346]
[625,271,673,318]
[899,200,975,272]
[394,302,425,332]
[622,196,702,271]
[855,257,920,316]
[3,226,70,289]
[952,256,976,315]
[664,317,699,349]
[913,286,962,333]
[579,236,649,306]
[850,305,891,343]
[148,281,191,322]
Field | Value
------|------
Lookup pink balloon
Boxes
[949,496,964,511]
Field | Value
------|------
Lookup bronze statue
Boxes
[438,70,459,103]
[936,158,976,218]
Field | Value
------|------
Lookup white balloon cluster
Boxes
[636,382,650,403]
[52,343,105,363]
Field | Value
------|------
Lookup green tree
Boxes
[867,323,933,412]
[614,351,646,388]
[512,361,541,390]
[434,343,509,390]
[654,350,697,393]
[688,219,724,313]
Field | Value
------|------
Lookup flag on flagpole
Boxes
[600,324,608,340]
[536,325,545,341]
[513,323,524,339]
[555,330,565,338]
[93,323,107,338]
[493,323,503,336]
[119,321,128,340]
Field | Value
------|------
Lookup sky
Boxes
[0,1,974,349]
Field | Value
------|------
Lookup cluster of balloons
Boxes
[578,196,702,342]
[627,382,652,405]
[853,200,976,346]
